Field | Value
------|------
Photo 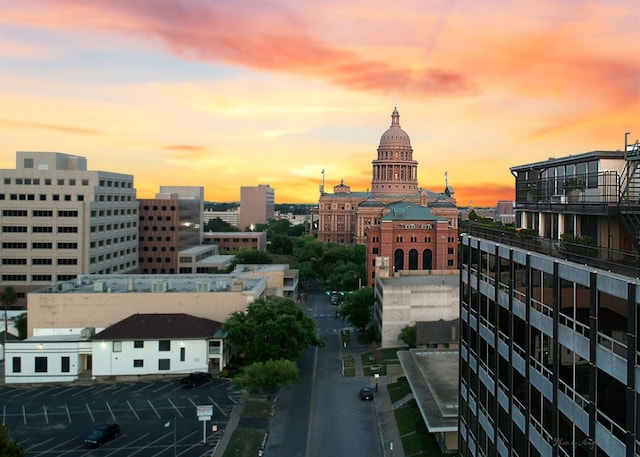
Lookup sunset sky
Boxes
[1,0,638,207]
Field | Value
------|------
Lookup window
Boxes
[61,356,70,373]
[113,341,122,352]
[35,357,48,373]
[23,158,34,168]
[12,357,21,373]
[133,359,144,368]
[134,340,144,348]
[158,340,170,351]
[158,359,170,370]
[180,347,186,362]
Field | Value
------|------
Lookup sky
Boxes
[1,0,638,207]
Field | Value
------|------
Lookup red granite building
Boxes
[311,106,459,285]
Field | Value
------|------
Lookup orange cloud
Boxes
[0,119,102,135]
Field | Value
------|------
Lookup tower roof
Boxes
[379,106,411,148]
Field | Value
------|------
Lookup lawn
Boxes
[394,399,448,457]
[221,427,268,457]
[342,354,355,377]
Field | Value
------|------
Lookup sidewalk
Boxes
[353,352,404,456]
[211,390,249,457]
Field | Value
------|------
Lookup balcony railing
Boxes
[461,224,640,277]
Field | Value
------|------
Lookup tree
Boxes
[204,217,238,232]
[13,313,27,340]
[232,248,273,266]
[0,287,17,356]
[269,234,294,255]
[233,359,299,400]
[222,296,324,364]
[0,424,24,457]
[337,287,374,331]
[398,324,417,348]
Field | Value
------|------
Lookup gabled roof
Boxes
[93,313,222,340]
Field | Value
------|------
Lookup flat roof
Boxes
[30,274,265,295]
[398,349,459,432]
[379,271,459,287]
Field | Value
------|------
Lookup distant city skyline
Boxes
[1,1,638,206]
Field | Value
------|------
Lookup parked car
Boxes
[84,423,120,448]
[360,387,374,400]
[180,371,212,388]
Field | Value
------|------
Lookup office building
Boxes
[238,184,274,230]
[138,186,203,274]
[459,145,640,456]
[0,152,138,307]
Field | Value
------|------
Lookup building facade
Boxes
[138,187,203,274]
[458,146,640,457]
[202,231,267,252]
[238,184,274,230]
[0,152,138,307]
[373,258,459,347]
[312,107,458,248]
[366,201,458,286]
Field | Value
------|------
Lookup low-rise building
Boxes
[202,231,267,252]
[373,258,459,347]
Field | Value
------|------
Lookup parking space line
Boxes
[152,380,176,393]
[43,405,49,424]
[227,394,238,404]
[168,399,183,418]
[188,397,197,407]
[65,404,71,423]
[147,400,161,418]
[209,397,227,417]
[106,401,117,422]
[128,431,173,457]
[127,400,140,420]
[22,405,26,425]
[85,402,95,422]
[52,386,77,398]
[72,384,95,397]
[30,387,56,399]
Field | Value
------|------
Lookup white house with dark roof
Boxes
[91,313,227,378]
[4,313,228,384]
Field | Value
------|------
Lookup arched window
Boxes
[408,249,418,270]
[422,249,433,270]
[394,249,404,272]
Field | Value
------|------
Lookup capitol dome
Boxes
[379,106,411,148]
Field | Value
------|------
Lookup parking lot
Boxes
[0,378,242,456]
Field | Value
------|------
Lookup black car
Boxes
[360,387,374,400]
[84,423,120,448]
[180,371,212,388]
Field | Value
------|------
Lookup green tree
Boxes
[13,313,27,340]
[233,359,299,400]
[222,296,324,364]
[337,287,374,331]
[398,324,417,348]
[232,248,273,266]
[269,234,294,255]
[204,217,238,232]
[0,424,24,457]
[0,287,17,352]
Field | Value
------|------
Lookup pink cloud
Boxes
[0,0,476,97]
